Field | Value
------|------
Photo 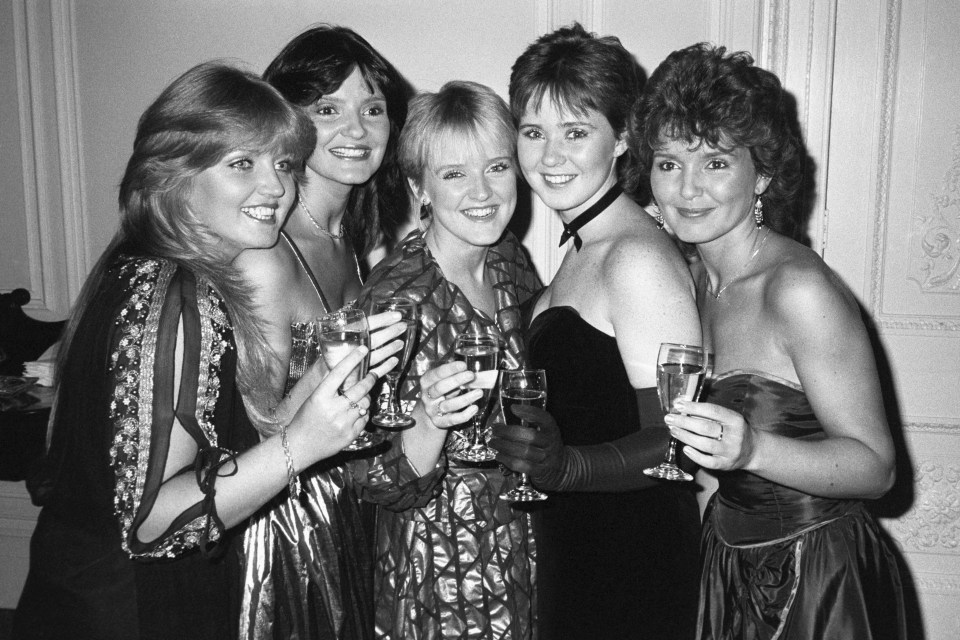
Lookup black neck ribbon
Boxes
[558,184,623,251]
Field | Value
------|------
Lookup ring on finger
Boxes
[715,424,724,441]
[436,401,445,418]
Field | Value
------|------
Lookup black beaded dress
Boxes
[527,306,701,640]
[697,370,907,640]
[14,253,258,640]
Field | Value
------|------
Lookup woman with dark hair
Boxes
[12,62,390,640]
[233,25,424,640]
[633,43,906,639]
[491,23,701,640]
[354,80,542,639]
[263,23,412,261]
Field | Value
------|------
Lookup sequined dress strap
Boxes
[281,230,331,314]
[281,230,332,395]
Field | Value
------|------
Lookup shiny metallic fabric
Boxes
[240,319,374,640]
[240,468,374,640]
[355,229,543,639]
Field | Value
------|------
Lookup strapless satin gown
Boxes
[528,307,701,640]
[698,370,907,640]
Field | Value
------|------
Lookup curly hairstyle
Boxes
[399,80,516,193]
[630,43,803,236]
[264,24,413,256]
[61,62,316,419]
[509,22,642,194]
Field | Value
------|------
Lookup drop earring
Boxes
[753,197,764,228]
[649,203,664,231]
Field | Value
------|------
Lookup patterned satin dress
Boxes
[354,228,543,640]
[698,370,907,640]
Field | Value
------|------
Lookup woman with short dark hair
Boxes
[492,23,702,640]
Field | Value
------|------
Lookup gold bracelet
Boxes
[279,422,302,499]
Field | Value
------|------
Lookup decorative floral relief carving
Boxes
[908,125,960,292]
[887,461,960,552]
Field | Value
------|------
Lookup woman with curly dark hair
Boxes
[633,43,907,639]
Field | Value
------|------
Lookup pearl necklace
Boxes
[709,226,770,299]
[298,193,345,240]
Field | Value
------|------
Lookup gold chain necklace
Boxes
[710,226,770,299]
[298,193,345,240]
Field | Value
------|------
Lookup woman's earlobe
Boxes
[755,174,773,195]
[614,132,629,158]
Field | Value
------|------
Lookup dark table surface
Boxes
[0,383,53,483]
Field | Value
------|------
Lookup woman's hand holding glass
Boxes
[490,405,566,491]
[316,307,406,451]
[417,361,482,430]
[449,332,501,463]
[282,345,379,461]
[665,400,756,473]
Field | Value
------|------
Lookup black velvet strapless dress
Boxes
[699,371,907,640]
[528,307,701,640]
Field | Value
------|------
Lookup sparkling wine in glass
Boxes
[499,369,548,502]
[449,332,500,463]
[371,298,418,429]
[643,342,706,482]
[317,307,381,452]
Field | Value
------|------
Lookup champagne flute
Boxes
[643,342,706,481]
[449,331,500,463]
[699,351,715,400]
[371,298,418,429]
[499,369,548,502]
[316,308,381,452]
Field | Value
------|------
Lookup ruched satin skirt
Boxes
[697,498,907,640]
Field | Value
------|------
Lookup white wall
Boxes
[2,1,959,637]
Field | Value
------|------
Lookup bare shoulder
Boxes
[604,211,694,296]
[763,238,860,328]
[234,241,299,294]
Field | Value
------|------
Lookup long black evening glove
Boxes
[490,387,677,492]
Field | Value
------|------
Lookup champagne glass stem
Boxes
[517,473,534,490]
[664,436,680,466]
[384,375,399,414]
[469,416,485,447]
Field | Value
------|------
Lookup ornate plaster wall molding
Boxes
[908,124,960,294]
[887,460,960,553]
[905,421,960,435]
[869,0,959,332]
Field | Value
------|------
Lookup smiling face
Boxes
[516,98,627,218]
[186,148,296,261]
[418,132,517,253]
[650,136,771,246]
[306,67,390,192]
